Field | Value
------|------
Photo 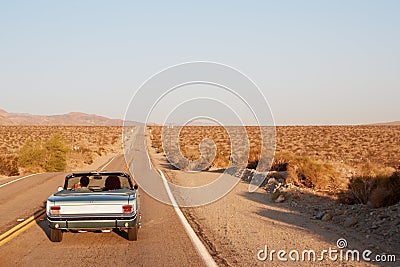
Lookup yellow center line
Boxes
[0,210,45,247]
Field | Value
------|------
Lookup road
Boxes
[0,129,208,266]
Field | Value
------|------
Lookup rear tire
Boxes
[50,228,63,242]
[127,224,138,241]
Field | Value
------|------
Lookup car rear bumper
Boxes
[47,213,137,230]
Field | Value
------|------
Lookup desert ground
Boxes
[149,125,400,172]
[147,125,400,266]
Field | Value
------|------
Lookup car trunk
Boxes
[51,194,131,215]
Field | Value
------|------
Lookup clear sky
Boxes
[0,1,399,125]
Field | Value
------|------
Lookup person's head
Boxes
[80,176,90,187]
[105,175,121,190]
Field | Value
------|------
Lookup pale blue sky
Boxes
[0,1,399,125]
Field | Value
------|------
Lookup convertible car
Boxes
[46,172,141,242]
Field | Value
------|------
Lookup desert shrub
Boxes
[273,151,340,191]
[338,172,400,207]
[18,141,46,173]
[151,139,163,153]
[246,153,259,169]
[183,147,200,161]
[270,155,290,171]
[149,126,163,153]
[18,134,69,173]
[369,172,400,207]
[358,160,394,177]
[43,133,69,172]
[212,154,229,169]
[0,155,19,176]
[368,188,392,208]
[346,176,376,204]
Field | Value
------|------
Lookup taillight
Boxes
[123,205,133,213]
[50,206,60,215]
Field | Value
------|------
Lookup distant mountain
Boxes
[370,121,400,126]
[0,109,141,126]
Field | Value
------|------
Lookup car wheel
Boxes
[50,228,63,242]
[127,224,138,241]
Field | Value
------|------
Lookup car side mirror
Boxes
[134,184,138,190]
[57,186,63,191]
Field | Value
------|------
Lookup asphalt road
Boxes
[0,130,206,266]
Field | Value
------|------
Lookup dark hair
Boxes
[80,176,90,187]
[105,176,121,190]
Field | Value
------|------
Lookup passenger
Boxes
[74,176,91,192]
[104,175,121,190]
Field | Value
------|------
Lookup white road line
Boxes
[147,152,152,170]
[0,173,43,189]
[100,156,116,171]
[158,169,218,267]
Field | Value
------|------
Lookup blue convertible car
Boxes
[46,172,141,242]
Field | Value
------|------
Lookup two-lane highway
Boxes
[0,132,208,266]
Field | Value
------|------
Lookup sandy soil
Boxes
[146,133,399,266]
[73,152,120,172]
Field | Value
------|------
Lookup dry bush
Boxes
[368,188,392,208]
[358,160,395,177]
[270,157,289,172]
[43,133,69,172]
[212,154,229,169]
[18,141,46,173]
[338,172,400,207]
[18,133,69,173]
[149,126,164,153]
[369,172,400,207]
[0,155,19,176]
[272,151,341,191]
[344,176,376,204]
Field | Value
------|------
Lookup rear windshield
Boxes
[65,175,132,192]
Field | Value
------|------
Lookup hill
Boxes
[0,109,140,126]
[370,121,400,126]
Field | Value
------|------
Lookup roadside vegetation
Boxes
[338,171,400,208]
[0,126,122,176]
[271,151,343,191]
[0,155,19,176]
[18,134,69,173]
